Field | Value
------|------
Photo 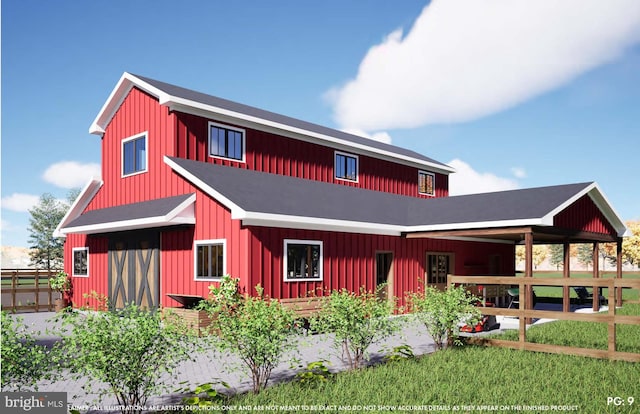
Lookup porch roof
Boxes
[165,157,627,241]
[57,193,196,235]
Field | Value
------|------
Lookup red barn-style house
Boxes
[55,73,629,310]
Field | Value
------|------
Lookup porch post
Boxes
[563,241,571,313]
[592,242,600,312]
[524,231,534,324]
[616,238,623,307]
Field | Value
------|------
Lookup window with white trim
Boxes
[418,171,435,196]
[72,247,89,277]
[122,132,147,176]
[284,239,323,282]
[335,151,358,182]
[208,122,245,161]
[194,239,226,280]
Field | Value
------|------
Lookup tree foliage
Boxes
[622,221,640,269]
[309,286,399,370]
[57,306,194,413]
[27,193,73,270]
[549,244,565,270]
[515,245,548,269]
[408,285,480,350]
[202,275,299,393]
[576,244,594,270]
[0,312,54,391]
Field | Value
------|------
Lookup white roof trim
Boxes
[54,179,103,238]
[59,194,196,235]
[92,73,453,173]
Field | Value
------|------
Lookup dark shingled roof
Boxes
[65,193,194,228]
[166,157,592,228]
[132,73,450,169]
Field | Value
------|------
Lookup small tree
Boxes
[27,193,69,270]
[1,312,53,391]
[408,285,480,350]
[577,244,594,270]
[549,244,564,270]
[202,275,299,393]
[309,286,400,370]
[57,305,194,413]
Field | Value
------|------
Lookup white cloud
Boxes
[448,159,519,195]
[510,167,527,179]
[341,128,393,144]
[328,0,640,131]
[43,161,101,189]
[1,193,40,212]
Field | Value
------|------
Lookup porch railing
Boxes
[447,274,640,362]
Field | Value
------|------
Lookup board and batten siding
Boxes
[554,194,617,236]
[64,233,108,310]
[246,226,515,309]
[174,111,449,198]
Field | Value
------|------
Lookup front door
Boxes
[375,252,393,301]
[108,231,160,309]
[426,252,454,291]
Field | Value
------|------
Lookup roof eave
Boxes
[54,178,103,237]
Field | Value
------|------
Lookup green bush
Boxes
[202,276,299,394]
[56,305,195,414]
[309,287,401,370]
[0,311,53,390]
[408,285,480,350]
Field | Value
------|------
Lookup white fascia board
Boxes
[164,193,197,221]
[541,183,596,226]
[61,215,196,235]
[89,73,169,135]
[163,156,245,216]
[586,183,630,237]
[407,218,545,233]
[54,179,103,237]
[163,100,455,175]
[240,212,405,236]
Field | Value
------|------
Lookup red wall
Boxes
[174,112,449,198]
[64,233,108,310]
[246,227,514,308]
[554,195,616,236]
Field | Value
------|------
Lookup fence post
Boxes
[608,279,616,358]
[11,270,17,313]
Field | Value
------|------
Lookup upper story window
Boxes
[418,171,435,196]
[284,239,323,282]
[209,122,245,162]
[194,239,226,280]
[335,151,358,182]
[122,132,147,177]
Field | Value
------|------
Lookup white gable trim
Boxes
[60,194,196,235]
[92,73,454,174]
[54,179,103,238]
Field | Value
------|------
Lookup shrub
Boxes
[408,285,480,350]
[202,276,299,393]
[309,287,401,370]
[56,305,195,414]
[0,311,53,391]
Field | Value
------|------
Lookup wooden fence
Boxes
[448,274,640,362]
[1,269,61,312]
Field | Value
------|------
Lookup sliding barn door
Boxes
[108,231,160,309]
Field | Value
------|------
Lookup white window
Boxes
[72,247,89,277]
[208,121,245,162]
[122,132,148,177]
[335,151,358,182]
[284,239,323,282]
[194,239,226,280]
[418,171,435,196]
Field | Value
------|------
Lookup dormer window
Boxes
[335,151,358,182]
[418,171,435,196]
[122,132,147,177]
[209,122,245,162]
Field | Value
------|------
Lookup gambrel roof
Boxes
[89,72,454,174]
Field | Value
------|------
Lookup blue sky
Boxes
[2,0,640,249]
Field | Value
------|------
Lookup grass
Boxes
[490,303,640,353]
[524,271,640,302]
[217,347,639,413]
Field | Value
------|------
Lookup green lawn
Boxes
[525,271,640,301]
[219,347,638,413]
